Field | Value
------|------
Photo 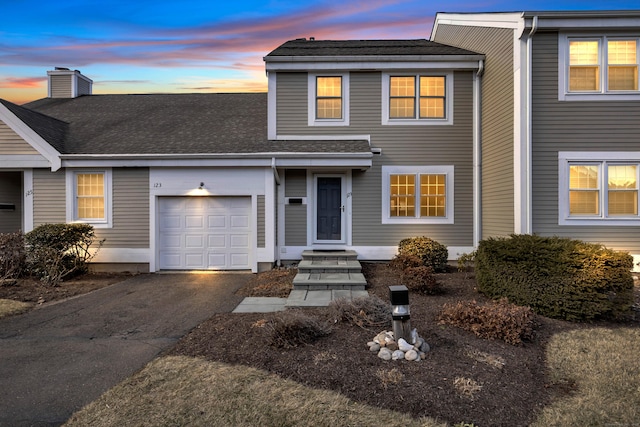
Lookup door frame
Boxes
[310,172,349,245]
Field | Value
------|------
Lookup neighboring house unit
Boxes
[3,9,639,273]
[431,10,640,266]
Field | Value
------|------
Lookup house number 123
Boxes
[153,183,162,188]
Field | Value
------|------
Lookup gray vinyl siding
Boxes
[257,194,265,248]
[103,168,149,247]
[50,74,73,98]
[0,121,39,154]
[284,169,307,197]
[276,71,475,247]
[284,169,307,245]
[0,172,22,233]
[33,169,66,224]
[33,168,149,248]
[285,205,307,245]
[531,31,640,253]
[433,24,515,239]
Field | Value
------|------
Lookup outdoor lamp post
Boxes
[389,285,411,343]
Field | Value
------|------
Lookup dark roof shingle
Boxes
[266,39,480,57]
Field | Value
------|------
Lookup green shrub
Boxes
[0,232,26,280]
[25,223,104,286]
[475,234,634,321]
[437,298,535,345]
[397,236,449,272]
[268,310,332,348]
[402,265,441,295]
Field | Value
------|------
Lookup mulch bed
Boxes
[170,263,640,426]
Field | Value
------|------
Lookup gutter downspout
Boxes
[272,158,281,267]
[525,16,538,235]
[473,59,484,248]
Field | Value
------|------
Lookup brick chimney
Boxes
[47,67,93,98]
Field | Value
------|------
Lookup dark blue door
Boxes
[317,177,341,241]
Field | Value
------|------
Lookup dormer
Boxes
[47,67,93,98]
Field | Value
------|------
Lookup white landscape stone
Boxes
[392,350,405,360]
[378,347,392,361]
[405,349,419,361]
[398,338,414,352]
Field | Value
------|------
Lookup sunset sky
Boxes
[1,0,638,105]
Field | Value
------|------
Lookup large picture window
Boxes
[560,35,640,100]
[66,169,112,227]
[560,153,640,225]
[382,166,453,224]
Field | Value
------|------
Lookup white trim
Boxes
[308,73,350,126]
[558,151,640,226]
[472,63,482,247]
[381,72,454,125]
[265,59,483,72]
[65,169,113,228]
[91,247,149,263]
[23,169,34,232]
[433,13,525,35]
[267,72,277,139]
[381,165,454,224]
[0,102,61,170]
[558,33,640,101]
[275,134,370,141]
[279,245,475,261]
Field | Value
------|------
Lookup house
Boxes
[431,10,640,267]
[4,9,638,274]
[0,42,484,273]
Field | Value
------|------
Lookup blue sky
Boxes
[1,0,638,104]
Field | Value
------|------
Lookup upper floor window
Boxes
[559,152,640,225]
[559,35,640,101]
[66,169,112,227]
[382,165,454,224]
[308,73,349,126]
[382,73,453,125]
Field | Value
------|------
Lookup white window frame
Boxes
[559,152,640,226]
[558,34,640,101]
[382,165,454,224]
[66,169,112,228]
[381,72,454,125]
[308,73,350,126]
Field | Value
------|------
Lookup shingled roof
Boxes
[0,99,67,153]
[265,39,480,58]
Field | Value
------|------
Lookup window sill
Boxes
[559,217,640,226]
[559,92,640,102]
[382,217,453,225]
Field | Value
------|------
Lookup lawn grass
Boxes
[532,327,640,427]
[64,356,445,427]
[0,299,31,319]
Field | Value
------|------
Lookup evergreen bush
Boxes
[25,223,104,285]
[397,236,449,272]
[475,234,634,321]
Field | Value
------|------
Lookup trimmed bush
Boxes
[398,236,449,272]
[25,223,104,286]
[438,298,535,345]
[402,265,441,295]
[475,234,634,321]
[389,254,423,272]
[0,232,26,281]
[268,310,332,348]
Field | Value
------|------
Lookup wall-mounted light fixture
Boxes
[198,182,205,190]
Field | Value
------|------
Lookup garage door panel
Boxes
[158,196,251,270]
[185,215,204,229]
[230,215,249,228]
[208,215,226,228]
[208,234,226,248]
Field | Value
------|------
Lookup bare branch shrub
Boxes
[327,295,391,329]
[0,232,25,281]
[268,310,332,348]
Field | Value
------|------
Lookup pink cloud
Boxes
[0,77,46,89]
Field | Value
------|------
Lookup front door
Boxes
[316,177,343,241]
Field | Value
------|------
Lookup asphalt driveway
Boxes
[0,272,250,427]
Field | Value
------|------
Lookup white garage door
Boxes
[158,196,251,270]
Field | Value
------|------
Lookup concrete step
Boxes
[285,289,370,308]
[297,259,362,274]
[301,250,359,261]
[293,272,367,291]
